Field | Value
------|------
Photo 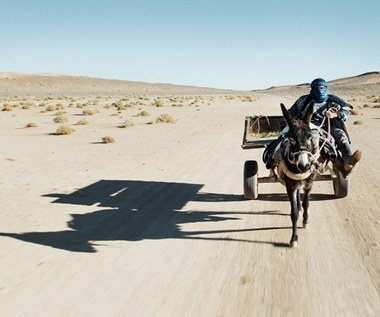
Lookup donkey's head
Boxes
[281,103,316,173]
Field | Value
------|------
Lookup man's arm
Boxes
[329,95,352,121]
[288,95,310,118]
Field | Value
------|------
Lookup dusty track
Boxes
[1,93,379,316]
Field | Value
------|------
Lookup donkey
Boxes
[275,103,319,247]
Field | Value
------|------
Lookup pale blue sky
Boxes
[1,0,379,90]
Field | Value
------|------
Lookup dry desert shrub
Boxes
[53,115,69,124]
[112,101,130,110]
[155,113,177,124]
[45,105,58,112]
[55,103,65,109]
[349,109,360,115]
[240,95,256,102]
[55,125,75,135]
[353,120,363,125]
[102,136,115,143]
[136,110,150,117]
[25,122,38,128]
[368,96,380,103]
[76,119,89,125]
[82,108,95,115]
[153,99,164,107]
[119,120,134,128]
[2,104,13,111]
[21,103,34,109]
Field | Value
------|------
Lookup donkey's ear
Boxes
[281,103,293,124]
[304,101,314,124]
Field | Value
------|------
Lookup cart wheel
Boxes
[243,160,258,200]
[332,166,350,198]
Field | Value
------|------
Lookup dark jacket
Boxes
[288,94,352,126]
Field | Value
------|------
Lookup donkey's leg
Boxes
[302,187,311,228]
[287,188,299,247]
[296,189,301,212]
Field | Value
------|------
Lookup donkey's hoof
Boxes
[290,240,298,248]
[303,222,309,229]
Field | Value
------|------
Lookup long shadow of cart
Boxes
[1,179,336,252]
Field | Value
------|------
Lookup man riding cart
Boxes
[264,78,362,176]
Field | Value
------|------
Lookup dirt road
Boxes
[1,93,379,316]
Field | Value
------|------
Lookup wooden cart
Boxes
[241,115,350,199]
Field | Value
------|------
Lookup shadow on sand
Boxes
[1,180,332,252]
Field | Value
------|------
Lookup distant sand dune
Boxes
[0,73,239,96]
[0,71,379,96]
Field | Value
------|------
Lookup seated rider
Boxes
[264,78,362,173]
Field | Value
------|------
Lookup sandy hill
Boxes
[0,73,239,96]
[0,71,379,97]
[259,71,380,96]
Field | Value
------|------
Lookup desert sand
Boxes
[0,72,379,316]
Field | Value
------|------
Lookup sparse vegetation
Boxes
[153,99,164,107]
[2,104,13,111]
[350,109,360,115]
[22,103,34,109]
[76,119,89,125]
[239,95,257,102]
[45,105,58,112]
[82,108,95,115]
[2,87,376,152]
[25,122,38,128]
[136,110,150,117]
[55,125,75,135]
[155,113,177,124]
[102,136,115,143]
[53,115,69,123]
[55,103,65,110]
[112,101,130,110]
[119,120,134,128]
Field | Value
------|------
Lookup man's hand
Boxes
[326,107,338,119]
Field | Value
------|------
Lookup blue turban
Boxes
[310,78,328,102]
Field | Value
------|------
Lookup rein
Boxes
[315,116,330,155]
[309,115,335,164]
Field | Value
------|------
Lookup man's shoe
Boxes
[344,150,362,171]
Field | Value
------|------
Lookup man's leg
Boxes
[331,128,362,172]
